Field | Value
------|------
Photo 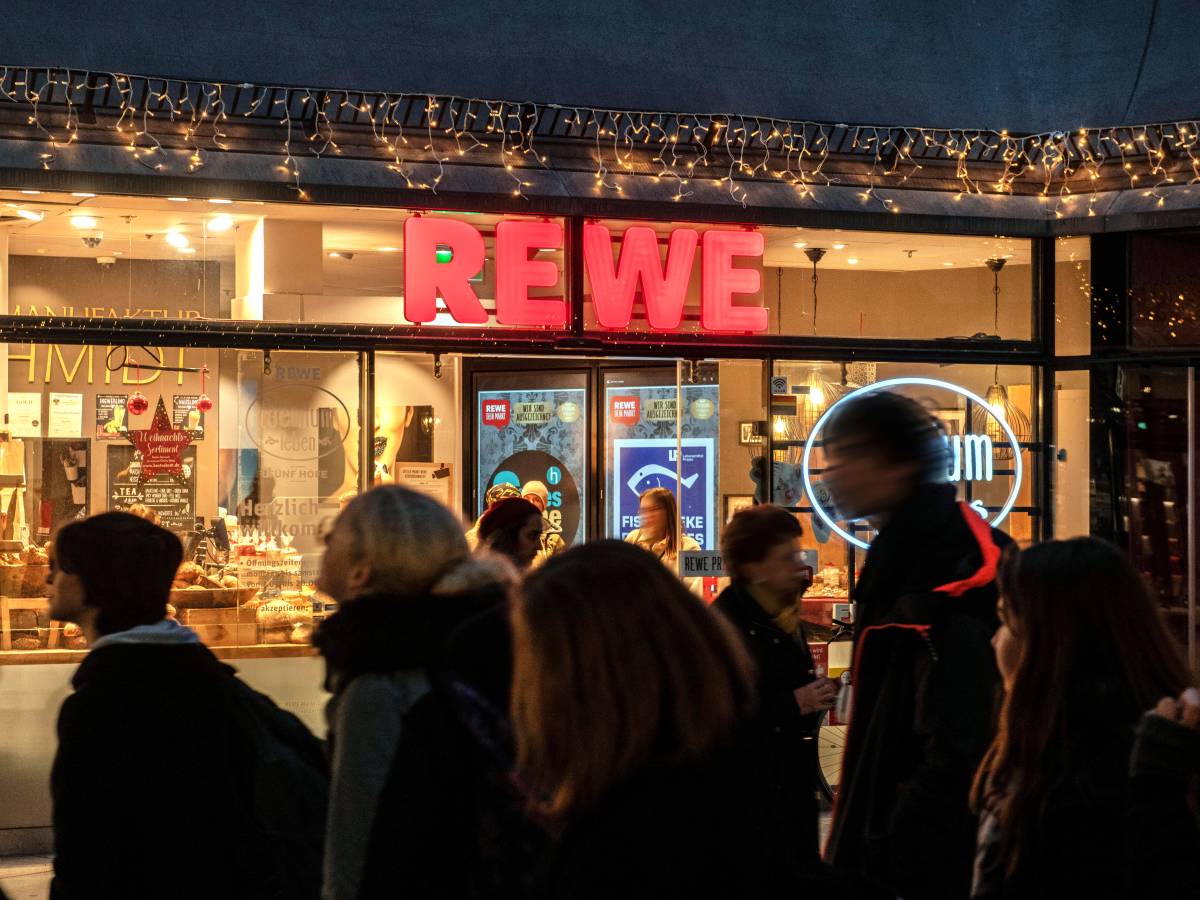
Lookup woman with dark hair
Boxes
[512,540,836,897]
[714,504,835,861]
[48,513,327,899]
[971,537,1195,899]
[477,496,544,571]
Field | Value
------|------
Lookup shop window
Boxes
[1055,236,1091,356]
[1054,369,1091,538]
[582,219,1035,341]
[0,342,363,663]
[1131,230,1200,347]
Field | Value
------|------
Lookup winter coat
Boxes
[971,681,1165,899]
[714,580,822,858]
[826,483,1008,900]
[51,628,328,900]
[314,557,514,900]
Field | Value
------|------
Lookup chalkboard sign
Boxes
[107,444,197,534]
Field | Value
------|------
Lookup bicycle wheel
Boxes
[817,711,847,802]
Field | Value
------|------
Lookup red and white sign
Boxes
[482,399,511,428]
[125,397,197,484]
[399,216,767,334]
[609,396,641,426]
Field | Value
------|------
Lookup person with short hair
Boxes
[823,390,1011,900]
[715,504,834,861]
[970,538,1195,899]
[477,497,545,572]
[48,512,327,899]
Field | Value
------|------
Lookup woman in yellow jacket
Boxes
[624,486,702,594]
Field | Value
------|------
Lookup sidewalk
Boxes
[0,855,52,900]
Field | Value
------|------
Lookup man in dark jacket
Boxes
[715,504,836,860]
[47,513,327,900]
[822,392,1008,900]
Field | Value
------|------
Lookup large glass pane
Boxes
[1053,369,1091,538]
[1055,236,1091,356]
[1131,231,1200,347]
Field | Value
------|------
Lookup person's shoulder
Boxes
[624,529,643,543]
[680,534,702,552]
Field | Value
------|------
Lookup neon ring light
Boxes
[800,377,1024,550]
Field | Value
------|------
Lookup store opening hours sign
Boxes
[400,217,768,333]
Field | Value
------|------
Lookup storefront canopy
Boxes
[4,0,1196,134]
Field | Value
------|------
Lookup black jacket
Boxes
[50,641,327,900]
[826,483,1008,900]
[714,580,822,857]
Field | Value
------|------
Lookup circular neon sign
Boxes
[800,377,1024,549]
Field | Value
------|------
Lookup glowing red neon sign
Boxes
[401,217,767,333]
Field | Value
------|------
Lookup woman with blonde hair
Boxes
[313,485,513,900]
[512,540,836,897]
[625,486,701,590]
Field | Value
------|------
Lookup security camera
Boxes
[81,235,102,249]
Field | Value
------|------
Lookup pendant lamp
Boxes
[971,258,1032,457]
[804,247,827,335]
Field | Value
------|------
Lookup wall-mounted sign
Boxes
[48,392,84,438]
[95,394,128,439]
[801,377,1024,549]
[400,217,768,333]
[7,393,41,437]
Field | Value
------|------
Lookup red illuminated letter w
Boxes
[583,224,698,330]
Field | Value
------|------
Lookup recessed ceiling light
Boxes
[793,241,807,248]
[70,215,98,229]
[165,232,190,249]
[377,246,400,252]
[71,192,96,198]
[35,248,45,254]
[20,190,41,195]
[206,215,233,233]
[208,198,233,205]
[942,261,955,266]
[847,258,860,265]
[167,197,189,202]
[15,208,43,222]
[113,250,123,256]
[179,246,197,255]
[832,243,846,250]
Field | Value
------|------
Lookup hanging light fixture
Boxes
[972,258,1032,457]
[804,247,827,335]
[798,367,841,435]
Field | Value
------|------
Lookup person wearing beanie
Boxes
[477,497,545,571]
[465,482,523,549]
[521,480,567,565]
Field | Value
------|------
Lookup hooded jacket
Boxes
[314,555,512,900]
[826,483,1008,900]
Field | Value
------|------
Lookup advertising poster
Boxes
[612,438,715,549]
[95,393,128,440]
[477,387,587,546]
[107,444,197,533]
[604,382,719,549]
[172,394,206,437]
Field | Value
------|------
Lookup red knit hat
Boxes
[477,497,542,544]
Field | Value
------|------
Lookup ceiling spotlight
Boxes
[847,258,860,265]
[70,215,98,229]
[206,215,233,232]
[165,232,190,249]
[20,190,41,195]
[15,208,44,222]
[832,242,846,250]
[167,197,189,202]
[942,261,955,266]
[377,246,400,253]
[208,198,233,205]
[72,192,96,198]
[793,241,807,248]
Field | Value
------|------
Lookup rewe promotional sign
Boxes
[802,377,1024,550]
[402,217,768,333]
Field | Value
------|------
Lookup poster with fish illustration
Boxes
[612,438,715,549]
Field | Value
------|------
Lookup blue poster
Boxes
[612,438,715,549]
[477,387,587,546]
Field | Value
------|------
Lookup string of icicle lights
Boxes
[1,65,1198,217]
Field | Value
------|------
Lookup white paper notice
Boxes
[48,392,84,438]
[7,393,42,438]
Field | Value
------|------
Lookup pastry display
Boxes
[255,597,313,645]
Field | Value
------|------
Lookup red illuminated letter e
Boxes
[403,217,487,324]
[495,220,565,327]
[701,230,767,333]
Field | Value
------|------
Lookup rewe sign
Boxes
[403,218,768,333]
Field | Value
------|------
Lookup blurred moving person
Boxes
[625,486,702,591]
[477,497,545,572]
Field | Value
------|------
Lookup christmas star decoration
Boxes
[125,397,198,486]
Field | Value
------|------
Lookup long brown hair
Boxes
[511,540,754,821]
[639,486,680,556]
[971,537,1193,878]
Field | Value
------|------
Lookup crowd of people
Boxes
[25,390,1200,899]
